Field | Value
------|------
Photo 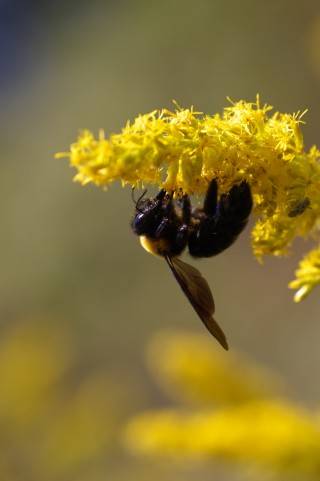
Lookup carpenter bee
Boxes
[131,179,253,350]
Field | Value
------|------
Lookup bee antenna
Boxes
[131,187,148,211]
[131,187,137,204]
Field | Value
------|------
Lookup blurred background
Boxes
[2,0,320,479]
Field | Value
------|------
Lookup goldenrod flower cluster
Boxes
[0,320,121,479]
[145,330,282,406]
[289,246,320,301]
[124,330,320,478]
[57,98,320,300]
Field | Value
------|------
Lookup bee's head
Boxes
[132,188,168,213]
[131,189,169,236]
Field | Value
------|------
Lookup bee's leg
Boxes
[188,217,215,257]
[154,217,171,238]
[153,196,176,239]
[154,195,190,256]
[218,181,252,226]
[170,195,191,256]
[190,179,217,221]
[181,194,191,225]
[215,181,252,238]
[203,179,218,216]
[188,181,252,258]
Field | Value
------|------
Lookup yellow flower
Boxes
[289,246,320,301]
[125,402,320,476]
[146,330,282,406]
[124,330,320,478]
[57,97,320,300]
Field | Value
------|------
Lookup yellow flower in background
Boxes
[0,322,71,428]
[146,330,282,406]
[125,403,320,476]
[57,97,320,301]
[39,374,116,476]
[0,320,126,481]
[124,330,320,478]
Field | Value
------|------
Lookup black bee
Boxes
[131,179,253,350]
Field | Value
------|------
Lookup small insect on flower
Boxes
[131,179,253,350]
[288,198,311,218]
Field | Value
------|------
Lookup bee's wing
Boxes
[165,256,228,350]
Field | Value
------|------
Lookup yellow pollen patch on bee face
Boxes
[140,236,171,257]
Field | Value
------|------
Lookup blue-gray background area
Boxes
[1,1,320,480]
